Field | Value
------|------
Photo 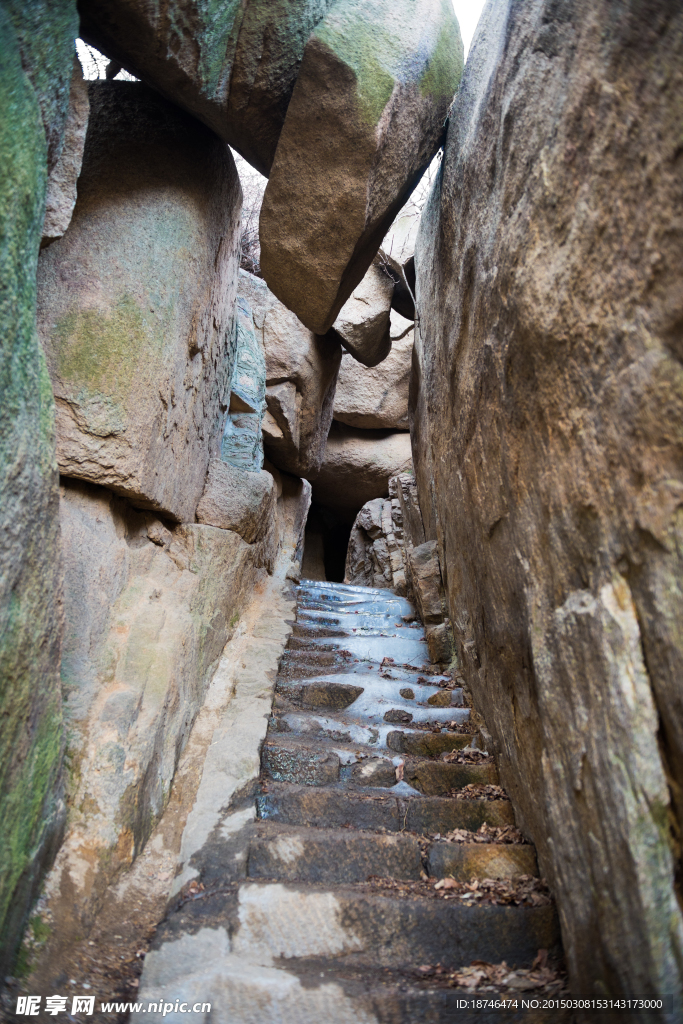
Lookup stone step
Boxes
[247,822,423,883]
[257,782,515,833]
[157,879,561,971]
[288,633,431,668]
[261,737,498,794]
[270,712,473,761]
[135,951,567,1024]
[276,672,464,709]
[427,839,538,881]
[248,822,537,885]
[271,707,469,752]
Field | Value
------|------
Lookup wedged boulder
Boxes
[238,270,341,478]
[42,55,89,247]
[78,0,336,176]
[312,422,412,519]
[414,0,683,999]
[334,315,413,429]
[259,0,463,334]
[0,0,78,972]
[47,477,268,935]
[331,259,394,367]
[37,82,242,522]
[196,459,275,546]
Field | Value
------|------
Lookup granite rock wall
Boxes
[413,0,683,1004]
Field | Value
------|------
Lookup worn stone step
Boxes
[288,633,431,668]
[427,840,538,881]
[135,950,567,1024]
[271,707,469,752]
[270,708,475,760]
[247,822,423,883]
[257,783,515,833]
[355,757,499,796]
[154,879,560,972]
[262,737,497,794]
[277,672,464,710]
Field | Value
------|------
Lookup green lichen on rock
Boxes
[419,0,464,103]
[0,0,77,971]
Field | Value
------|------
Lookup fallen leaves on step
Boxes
[414,950,567,995]
[366,874,551,906]
[441,747,490,764]
[450,783,509,801]
[431,823,527,845]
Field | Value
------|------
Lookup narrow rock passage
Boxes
[136,580,562,1023]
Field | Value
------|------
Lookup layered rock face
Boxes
[259,0,464,333]
[38,82,242,522]
[0,0,78,973]
[238,270,342,478]
[414,0,683,1002]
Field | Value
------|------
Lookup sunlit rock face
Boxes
[37,82,242,522]
[259,0,463,334]
[413,0,683,1002]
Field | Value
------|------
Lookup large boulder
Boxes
[78,0,337,176]
[238,270,341,478]
[37,82,242,522]
[259,0,463,334]
[0,0,78,972]
[331,259,394,367]
[333,314,413,429]
[414,0,683,1001]
[47,478,269,938]
[312,422,412,520]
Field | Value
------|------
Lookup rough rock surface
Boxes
[78,0,337,176]
[0,0,78,972]
[259,0,464,334]
[345,488,408,594]
[334,315,413,429]
[238,270,341,478]
[221,295,266,473]
[312,422,412,520]
[196,459,275,547]
[50,477,269,937]
[331,259,394,368]
[37,83,242,522]
[42,55,89,247]
[263,460,312,566]
[414,0,683,1002]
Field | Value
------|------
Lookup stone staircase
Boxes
[136,580,562,1023]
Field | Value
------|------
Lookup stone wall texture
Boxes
[48,478,268,939]
[413,0,683,1006]
[0,0,77,972]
